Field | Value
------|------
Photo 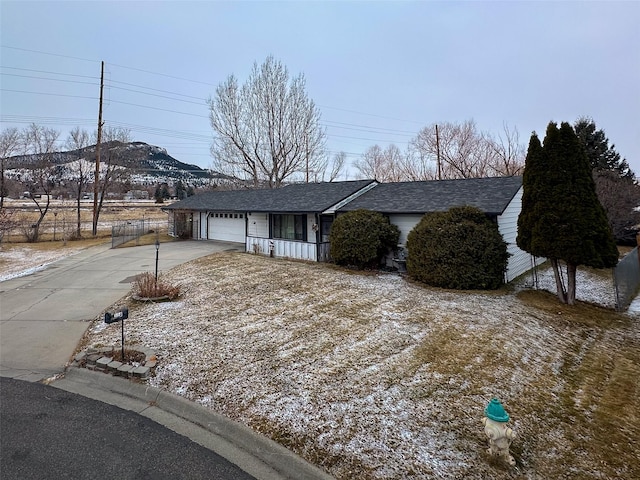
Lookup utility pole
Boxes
[435,124,442,181]
[92,61,104,236]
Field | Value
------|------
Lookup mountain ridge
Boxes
[5,141,224,186]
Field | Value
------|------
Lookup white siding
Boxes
[247,212,269,237]
[389,214,423,246]
[199,212,207,239]
[246,236,317,261]
[498,187,544,282]
[307,215,318,243]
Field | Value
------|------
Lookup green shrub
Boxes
[406,206,509,290]
[330,209,400,269]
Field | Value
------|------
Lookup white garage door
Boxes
[208,212,245,243]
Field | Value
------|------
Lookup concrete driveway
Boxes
[0,240,243,381]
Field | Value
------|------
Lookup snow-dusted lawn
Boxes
[0,244,86,282]
[81,252,640,480]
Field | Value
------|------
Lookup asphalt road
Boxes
[0,377,256,480]
[0,240,243,381]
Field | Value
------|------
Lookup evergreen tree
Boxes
[517,122,618,305]
[175,180,186,199]
[160,183,170,199]
[154,185,164,204]
[574,117,633,179]
[516,133,545,254]
[574,117,638,243]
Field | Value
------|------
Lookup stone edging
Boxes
[71,345,157,381]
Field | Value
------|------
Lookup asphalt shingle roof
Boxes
[337,176,522,215]
[163,180,376,213]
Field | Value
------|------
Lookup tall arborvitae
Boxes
[516,133,544,254]
[517,121,618,305]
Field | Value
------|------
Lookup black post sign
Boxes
[104,307,129,362]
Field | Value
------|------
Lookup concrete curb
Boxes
[52,368,334,480]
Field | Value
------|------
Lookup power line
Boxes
[1,115,94,125]
[107,100,209,118]
[106,84,207,106]
[0,45,98,63]
[321,122,415,137]
[3,45,424,127]
[107,62,218,87]
[0,72,98,86]
[108,79,206,100]
[0,88,96,100]
[318,104,424,125]
[322,119,417,135]
[0,65,98,79]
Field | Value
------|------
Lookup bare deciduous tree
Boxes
[91,126,132,235]
[354,144,405,182]
[410,120,487,179]
[1,127,21,210]
[408,120,524,180]
[485,123,525,176]
[594,170,640,244]
[21,123,60,242]
[208,56,326,188]
[311,151,347,182]
[327,151,347,182]
[66,127,91,238]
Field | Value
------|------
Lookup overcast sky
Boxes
[1,1,638,178]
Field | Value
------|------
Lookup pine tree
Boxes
[517,122,618,305]
[175,180,186,199]
[154,185,164,204]
[574,117,633,179]
[574,117,638,243]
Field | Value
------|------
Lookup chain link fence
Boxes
[1,218,78,243]
[111,218,166,248]
[613,247,640,311]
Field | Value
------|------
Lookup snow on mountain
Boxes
[5,141,222,187]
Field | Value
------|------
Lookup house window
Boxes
[272,214,307,241]
[239,214,244,219]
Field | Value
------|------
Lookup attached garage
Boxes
[207,212,245,243]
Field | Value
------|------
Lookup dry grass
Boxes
[133,272,181,299]
[116,232,175,248]
[79,252,640,480]
[1,200,168,243]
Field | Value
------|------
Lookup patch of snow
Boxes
[0,247,84,282]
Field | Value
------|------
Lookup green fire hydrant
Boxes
[482,398,516,465]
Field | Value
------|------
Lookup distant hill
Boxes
[5,141,231,187]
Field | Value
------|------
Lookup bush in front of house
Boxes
[330,209,400,269]
[406,206,509,290]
